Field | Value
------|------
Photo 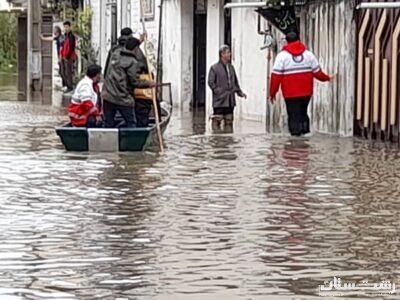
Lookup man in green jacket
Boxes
[102,37,156,128]
[104,27,148,78]
[104,27,132,78]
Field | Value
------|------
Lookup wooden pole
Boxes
[140,0,164,153]
[156,0,164,87]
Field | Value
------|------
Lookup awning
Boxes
[224,1,299,35]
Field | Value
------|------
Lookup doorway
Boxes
[193,0,207,108]
[224,0,231,46]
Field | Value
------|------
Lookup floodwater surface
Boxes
[0,100,399,299]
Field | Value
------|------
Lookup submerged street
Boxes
[0,97,399,299]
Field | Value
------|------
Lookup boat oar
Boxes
[139,1,164,153]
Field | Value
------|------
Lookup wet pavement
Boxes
[0,97,400,299]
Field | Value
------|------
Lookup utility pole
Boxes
[27,0,42,102]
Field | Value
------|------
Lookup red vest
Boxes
[68,78,100,126]
[269,41,330,99]
[61,32,77,60]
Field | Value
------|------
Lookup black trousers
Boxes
[135,100,152,127]
[103,100,136,128]
[285,97,311,136]
[213,107,234,116]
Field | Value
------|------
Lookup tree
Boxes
[0,13,17,72]
[74,6,98,80]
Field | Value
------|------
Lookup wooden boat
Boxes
[56,102,171,152]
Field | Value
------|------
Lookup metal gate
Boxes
[355,0,400,143]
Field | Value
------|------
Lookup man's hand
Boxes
[148,80,157,88]
[140,32,148,43]
[238,91,247,99]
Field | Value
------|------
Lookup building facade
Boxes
[89,0,356,136]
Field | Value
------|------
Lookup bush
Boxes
[75,7,98,79]
[0,13,17,72]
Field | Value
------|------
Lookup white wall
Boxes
[132,0,193,111]
[301,0,355,136]
[180,0,193,111]
[89,0,106,67]
[231,7,268,123]
[229,1,355,136]
[205,0,272,126]
[206,0,224,120]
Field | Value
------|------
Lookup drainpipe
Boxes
[356,2,400,9]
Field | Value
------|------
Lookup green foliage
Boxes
[75,7,98,78]
[47,0,79,22]
[0,13,17,72]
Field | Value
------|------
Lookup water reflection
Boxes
[0,102,399,299]
[0,73,17,101]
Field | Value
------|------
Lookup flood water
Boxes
[0,73,17,101]
[0,98,400,299]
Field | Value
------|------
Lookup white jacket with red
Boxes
[68,76,100,126]
[269,41,330,99]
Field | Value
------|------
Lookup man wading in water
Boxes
[208,45,247,132]
[269,32,335,136]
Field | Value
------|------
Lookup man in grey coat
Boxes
[208,45,247,131]
[102,37,156,128]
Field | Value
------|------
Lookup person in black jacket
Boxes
[102,37,156,128]
[104,28,149,77]
[104,27,133,78]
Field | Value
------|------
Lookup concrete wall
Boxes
[301,0,355,136]
[228,0,355,136]
[205,0,224,121]
[231,6,269,124]
[89,0,105,66]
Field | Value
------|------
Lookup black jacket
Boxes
[102,49,150,107]
[104,36,149,77]
[104,36,130,78]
